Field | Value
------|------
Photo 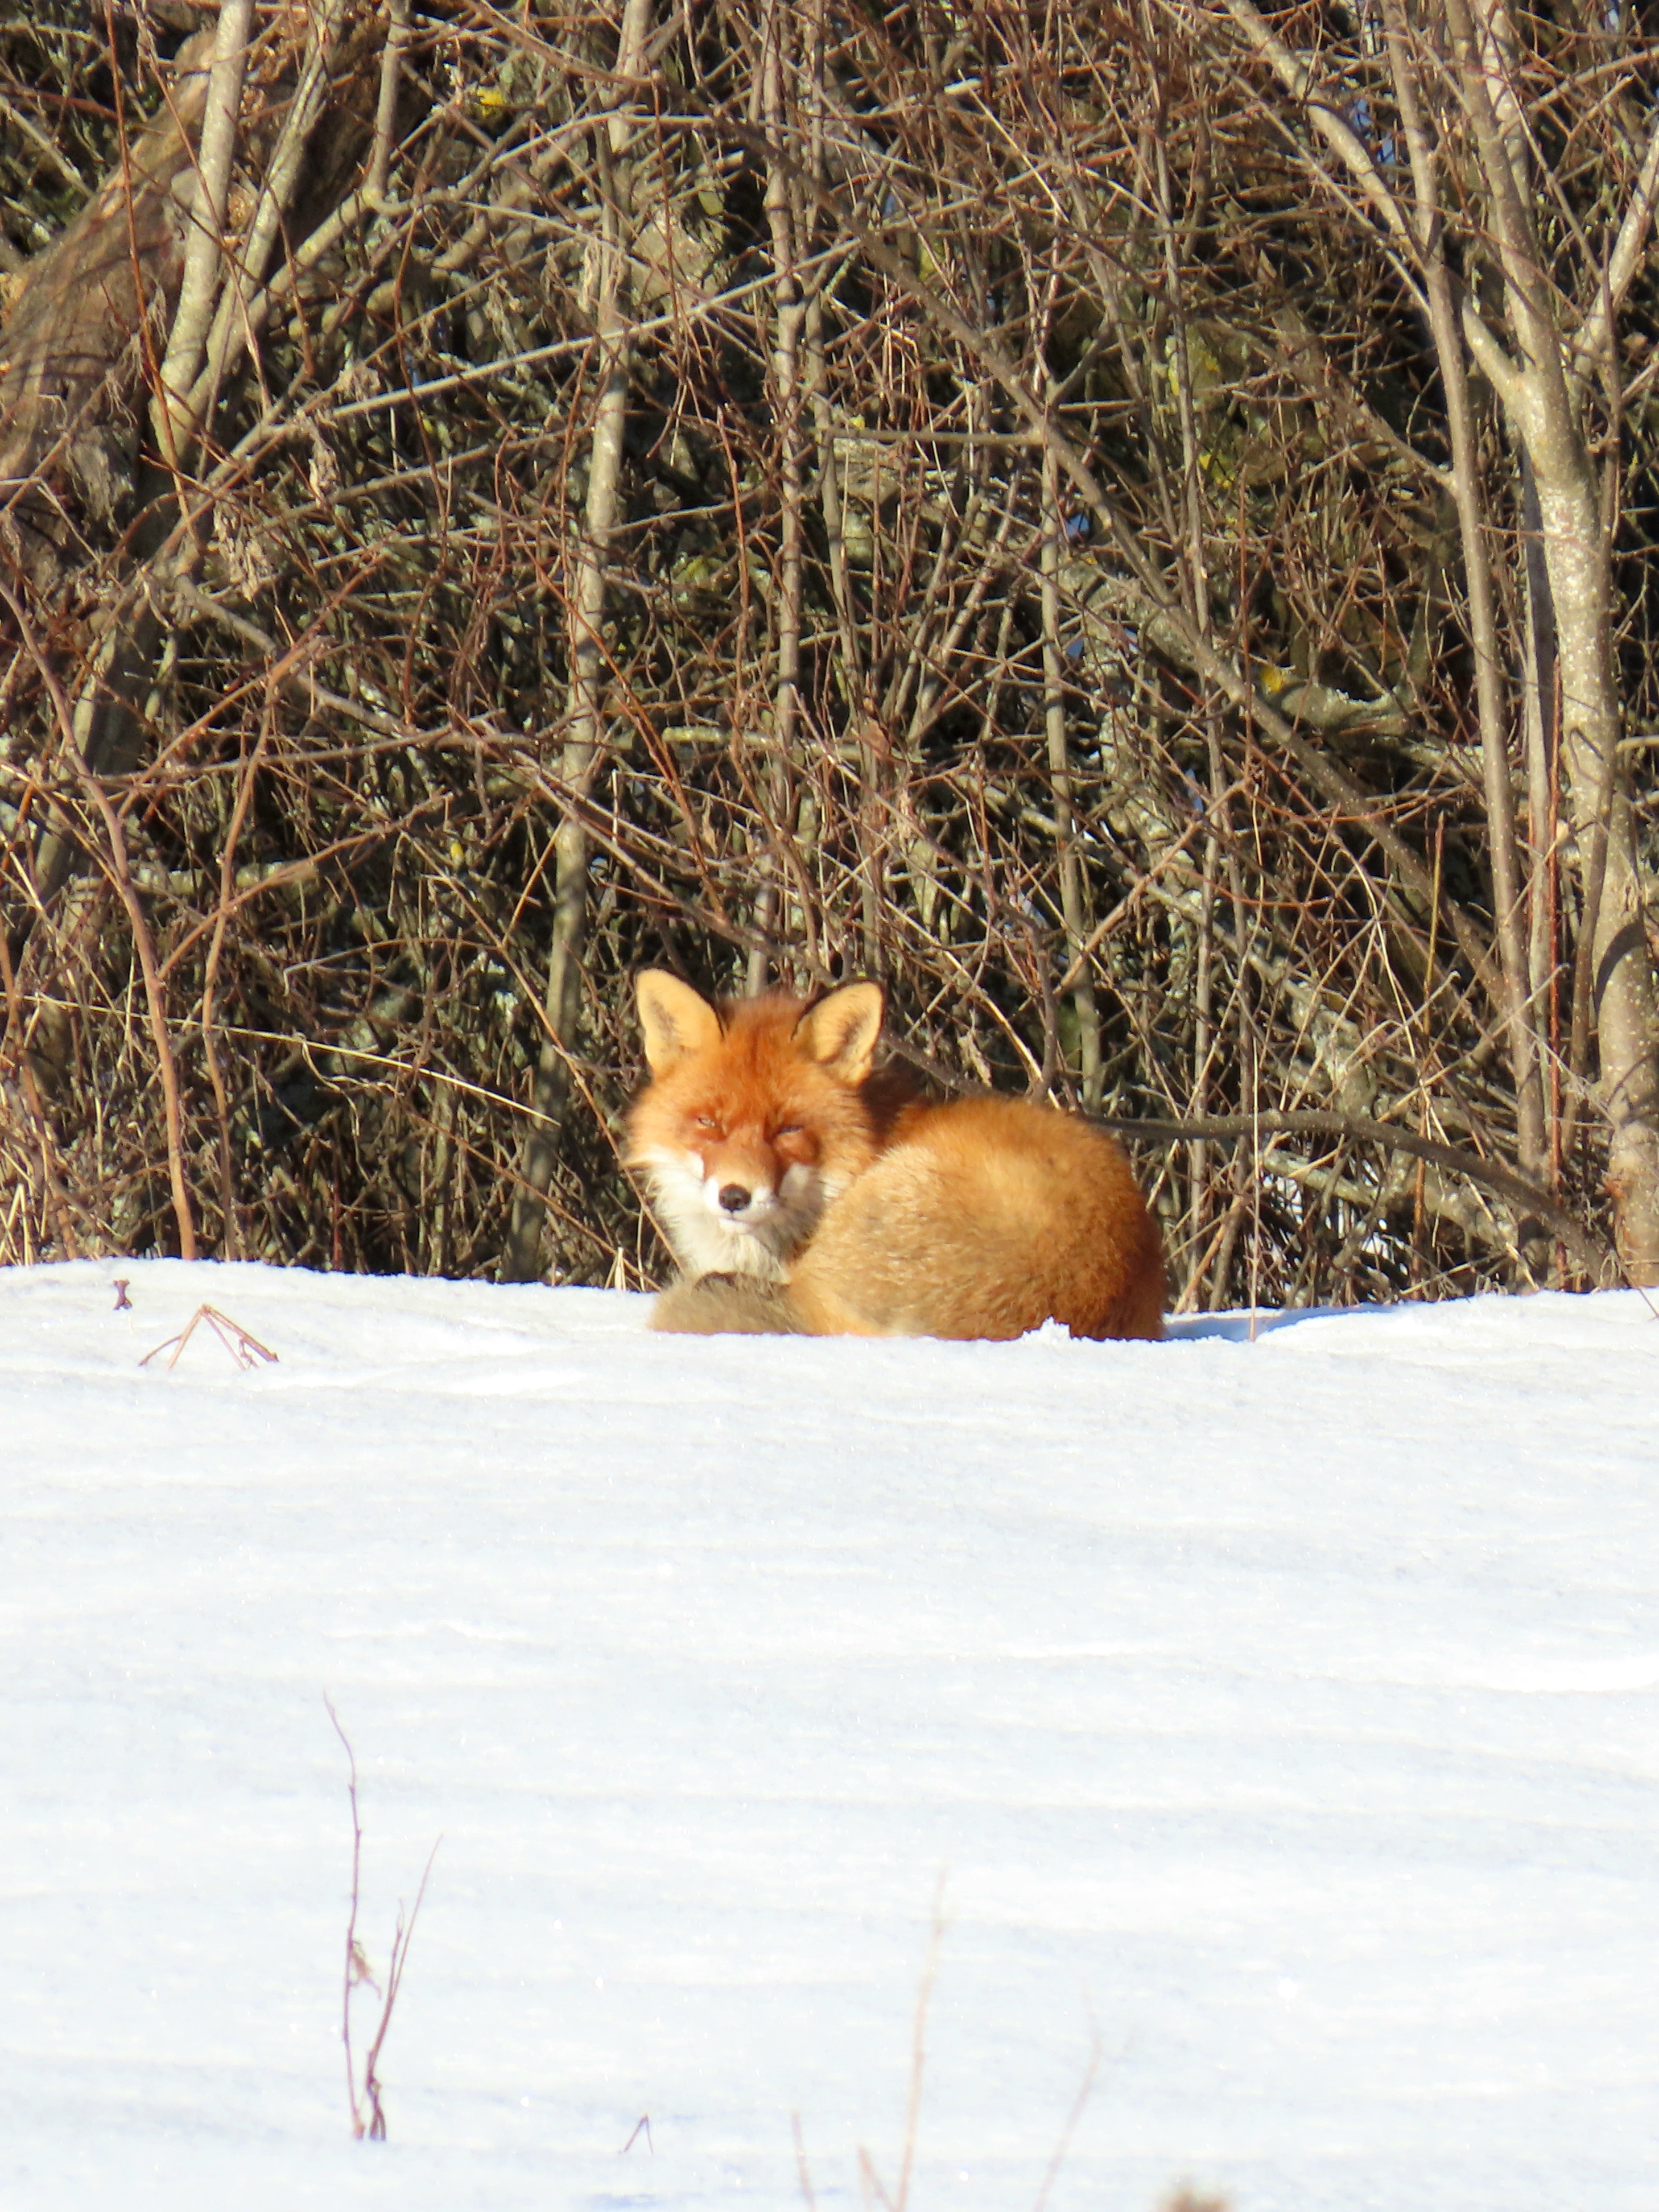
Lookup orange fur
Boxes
[626,972,1165,1343]
[625,973,889,1286]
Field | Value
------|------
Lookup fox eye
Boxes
[775,1122,803,1138]
[694,1112,721,1132]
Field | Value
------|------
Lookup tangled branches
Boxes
[2,0,1657,1306]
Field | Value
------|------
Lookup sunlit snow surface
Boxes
[3,1259,1658,2210]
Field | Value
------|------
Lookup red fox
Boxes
[625,970,1164,1342]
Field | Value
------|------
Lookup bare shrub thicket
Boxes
[3,1,1658,1305]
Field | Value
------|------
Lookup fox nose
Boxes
[717,1182,752,1214]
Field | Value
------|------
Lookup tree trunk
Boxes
[502,0,655,1284]
[1443,0,1659,1278]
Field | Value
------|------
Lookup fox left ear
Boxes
[795,981,884,1083]
[637,970,723,1073]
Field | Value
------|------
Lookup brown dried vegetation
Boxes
[3,1,1659,1307]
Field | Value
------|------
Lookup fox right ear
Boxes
[795,980,884,1083]
[636,970,723,1073]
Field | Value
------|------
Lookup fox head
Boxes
[625,971,885,1282]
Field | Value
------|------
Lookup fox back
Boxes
[787,1092,1165,1342]
[624,972,889,1282]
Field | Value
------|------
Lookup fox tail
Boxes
[650,1274,806,1335]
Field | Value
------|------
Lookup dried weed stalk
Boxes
[326,1695,439,2143]
[799,1877,1108,2212]
[138,1299,276,1370]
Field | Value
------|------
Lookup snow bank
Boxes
[2,1259,1657,2209]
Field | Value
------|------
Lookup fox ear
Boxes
[795,981,884,1083]
[637,971,723,1073]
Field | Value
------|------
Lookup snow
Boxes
[2,1258,1657,2211]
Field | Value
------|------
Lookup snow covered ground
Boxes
[2,1258,1657,2211]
